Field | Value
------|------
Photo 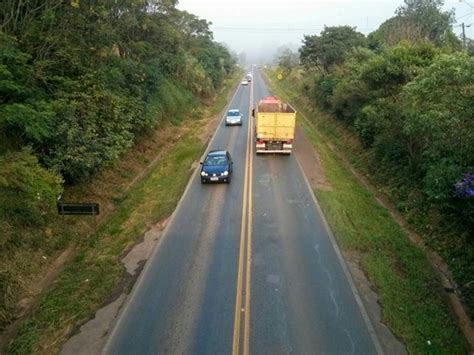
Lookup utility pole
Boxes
[462,22,467,49]
[459,0,473,50]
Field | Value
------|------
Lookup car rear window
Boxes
[227,111,240,116]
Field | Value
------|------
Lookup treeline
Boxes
[0,1,235,250]
[280,0,474,315]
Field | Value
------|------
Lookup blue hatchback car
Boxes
[200,150,233,183]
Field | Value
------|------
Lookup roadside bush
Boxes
[356,99,401,150]
[312,73,340,110]
[361,43,437,93]
[402,53,474,206]
[330,77,368,124]
[329,52,369,122]
[0,150,62,243]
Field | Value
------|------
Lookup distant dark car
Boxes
[200,150,233,183]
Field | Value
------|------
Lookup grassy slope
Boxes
[265,69,467,354]
[6,70,242,354]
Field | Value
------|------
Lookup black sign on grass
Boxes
[57,202,100,216]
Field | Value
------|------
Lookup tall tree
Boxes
[370,0,454,46]
[299,26,366,72]
[278,48,299,75]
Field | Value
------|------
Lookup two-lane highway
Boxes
[104,69,381,354]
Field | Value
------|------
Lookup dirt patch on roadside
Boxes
[198,114,221,144]
[121,217,169,275]
[60,216,170,355]
[17,245,76,313]
[294,125,332,191]
[0,246,77,352]
[60,293,126,355]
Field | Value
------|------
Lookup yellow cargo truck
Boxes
[253,96,296,154]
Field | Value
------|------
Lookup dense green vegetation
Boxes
[1,0,235,332]
[279,0,474,317]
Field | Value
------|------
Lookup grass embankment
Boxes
[265,70,467,353]
[5,70,242,354]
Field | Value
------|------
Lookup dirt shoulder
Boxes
[293,125,332,191]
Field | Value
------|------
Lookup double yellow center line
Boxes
[232,71,254,355]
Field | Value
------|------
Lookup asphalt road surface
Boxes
[103,69,381,355]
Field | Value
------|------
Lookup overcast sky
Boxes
[177,0,474,63]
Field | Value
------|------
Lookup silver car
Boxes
[225,109,243,126]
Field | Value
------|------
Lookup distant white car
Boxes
[225,109,243,126]
[241,79,248,85]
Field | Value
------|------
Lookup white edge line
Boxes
[102,78,243,354]
[294,154,384,355]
